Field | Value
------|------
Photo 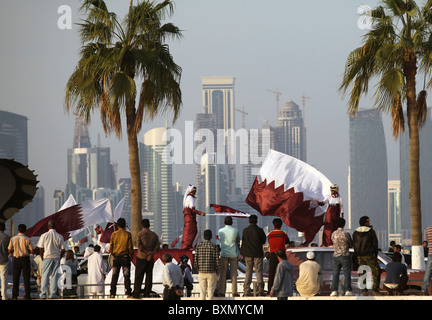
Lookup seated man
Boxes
[383,252,408,295]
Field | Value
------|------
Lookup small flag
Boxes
[25,198,111,240]
[209,204,250,218]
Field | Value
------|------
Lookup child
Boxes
[270,248,294,300]
[178,254,194,297]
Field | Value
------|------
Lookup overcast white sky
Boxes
[0,0,402,214]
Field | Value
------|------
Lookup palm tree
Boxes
[65,0,182,244]
[340,0,432,268]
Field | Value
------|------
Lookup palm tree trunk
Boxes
[126,104,142,247]
[404,50,424,269]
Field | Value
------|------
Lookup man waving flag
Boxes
[245,150,333,244]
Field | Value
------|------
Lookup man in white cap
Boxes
[295,251,322,297]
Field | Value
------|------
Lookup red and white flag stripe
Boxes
[209,204,250,218]
[25,198,111,240]
[245,150,333,243]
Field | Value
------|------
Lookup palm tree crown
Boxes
[65,0,182,243]
[340,0,432,268]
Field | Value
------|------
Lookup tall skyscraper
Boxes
[67,116,116,192]
[194,111,218,211]
[0,110,28,164]
[0,110,44,234]
[244,123,275,192]
[201,76,236,197]
[400,108,432,237]
[140,127,176,244]
[60,116,125,219]
[201,76,235,132]
[348,109,388,242]
[199,152,229,236]
[275,100,306,162]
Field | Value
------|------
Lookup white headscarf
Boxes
[183,185,197,208]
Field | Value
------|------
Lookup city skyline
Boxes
[0,0,403,218]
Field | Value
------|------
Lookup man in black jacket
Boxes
[353,216,381,296]
[240,214,267,296]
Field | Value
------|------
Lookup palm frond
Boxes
[417,89,428,128]
[374,68,405,112]
[109,72,136,110]
[390,92,405,138]
[66,0,183,139]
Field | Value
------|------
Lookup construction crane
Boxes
[266,89,282,119]
[234,106,248,129]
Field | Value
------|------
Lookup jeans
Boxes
[163,285,181,300]
[132,257,154,298]
[40,257,60,298]
[422,258,432,292]
[331,255,352,293]
[110,255,132,296]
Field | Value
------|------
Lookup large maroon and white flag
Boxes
[245,150,333,243]
[25,198,111,240]
[209,204,250,218]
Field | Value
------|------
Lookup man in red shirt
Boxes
[267,218,289,294]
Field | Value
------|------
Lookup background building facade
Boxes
[275,100,307,162]
[348,109,388,245]
[0,110,44,235]
[140,127,177,245]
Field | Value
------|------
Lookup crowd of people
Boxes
[1,185,432,300]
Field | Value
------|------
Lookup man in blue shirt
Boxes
[217,216,240,297]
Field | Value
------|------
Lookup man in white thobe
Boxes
[87,245,106,297]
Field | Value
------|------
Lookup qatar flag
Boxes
[209,204,250,218]
[25,198,111,240]
[245,150,333,243]
[99,196,125,243]
[59,194,77,211]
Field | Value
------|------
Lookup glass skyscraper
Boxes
[67,116,116,202]
[0,110,28,164]
[140,127,177,245]
[201,76,235,133]
[275,100,306,162]
[201,76,236,197]
[0,110,44,234]
[348,109,388,240]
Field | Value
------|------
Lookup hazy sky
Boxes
[0,0,401,214]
